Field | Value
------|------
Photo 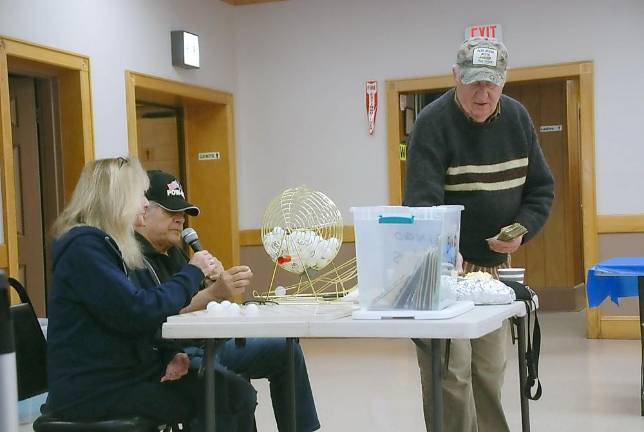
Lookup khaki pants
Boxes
[415,323,510,432]
[415,259,511,432]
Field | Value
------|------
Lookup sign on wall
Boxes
[366,80,378,135]
[464,24,503,41]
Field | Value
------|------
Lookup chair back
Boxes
[9,277,48,401]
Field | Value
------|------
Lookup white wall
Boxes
[1,0,641,224]
[233,0,644,228]
[0,0,238,158]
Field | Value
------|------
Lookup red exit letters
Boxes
[465,24,503,41]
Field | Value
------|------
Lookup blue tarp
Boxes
[586,257,644,308]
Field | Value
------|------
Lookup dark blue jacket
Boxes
[46,225,204,418]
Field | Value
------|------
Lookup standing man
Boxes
[137,170,320,432]
[404,37,554,431]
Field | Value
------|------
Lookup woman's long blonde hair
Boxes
[52,157,150,269]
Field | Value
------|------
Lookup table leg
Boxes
[205,339,217,432]
[515,317,531,432]
[431,339,443,432]
[287,337,297,432]
[638,277,643,416]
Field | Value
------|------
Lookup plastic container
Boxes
[351,205,463,313]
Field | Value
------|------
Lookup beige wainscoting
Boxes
[593,228,644,339]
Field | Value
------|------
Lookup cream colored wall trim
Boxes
[578,64,600,338]
[239,229,261,247]
[2,36,88,70]
[222,0,285,5]
[240,226,356,247]
[599,316,641,340]
[596,214,644,233]
[0,43,16,277]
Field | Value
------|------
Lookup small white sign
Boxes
[539,125,563,133]
[198,152,220,160]
[473,48,498,66]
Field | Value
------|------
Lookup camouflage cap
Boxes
[456,37,508,86]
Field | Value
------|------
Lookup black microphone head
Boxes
[182,228,202,251]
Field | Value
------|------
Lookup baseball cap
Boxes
[456,37,508,86]
[145,170,200,216]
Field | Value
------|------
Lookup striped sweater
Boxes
[404,88,554,266]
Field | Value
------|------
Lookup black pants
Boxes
[57,369,256,432]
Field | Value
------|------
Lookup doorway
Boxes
[387,62,596,312]
[503,80,584,308]
[0,37,94,311]
[9,75,63,316]
[125,71,239,268]
[136,103,185,180]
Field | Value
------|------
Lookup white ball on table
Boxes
[244,303,259,315]
[206,301,221,314]
[230,303,241,316]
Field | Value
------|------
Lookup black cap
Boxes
[146,170,200,216]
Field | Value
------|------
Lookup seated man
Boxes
[136,170,320,432]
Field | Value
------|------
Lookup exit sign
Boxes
[465,24,503,41]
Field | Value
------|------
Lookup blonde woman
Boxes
[46,157,219,428]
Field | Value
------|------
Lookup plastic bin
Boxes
[351,205,463,313]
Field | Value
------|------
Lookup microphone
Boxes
[182,228,203,252]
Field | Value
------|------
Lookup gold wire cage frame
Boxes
[257,186,355,302]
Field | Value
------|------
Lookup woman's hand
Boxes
[160,353,190,382]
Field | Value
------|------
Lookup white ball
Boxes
[221,300,232,308]
[275,285,287,296]
[244,303,259,315]
[229,303,241,316]
[328,237,340,251]
[206,301,221,314]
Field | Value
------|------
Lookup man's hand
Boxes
[160,353,189,382]
[207,266,253,299]
[181,265,254,314]
[189,250,222,278]
[487,235,523,254]
[206,258,224,281]
[456,252,464,275]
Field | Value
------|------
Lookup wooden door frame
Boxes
[386,61,600,336]
[125,71,240,267]
[0,36,94,296]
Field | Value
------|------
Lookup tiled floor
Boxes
[19,311,642,431]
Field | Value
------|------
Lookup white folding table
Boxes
[162,302,532,432]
